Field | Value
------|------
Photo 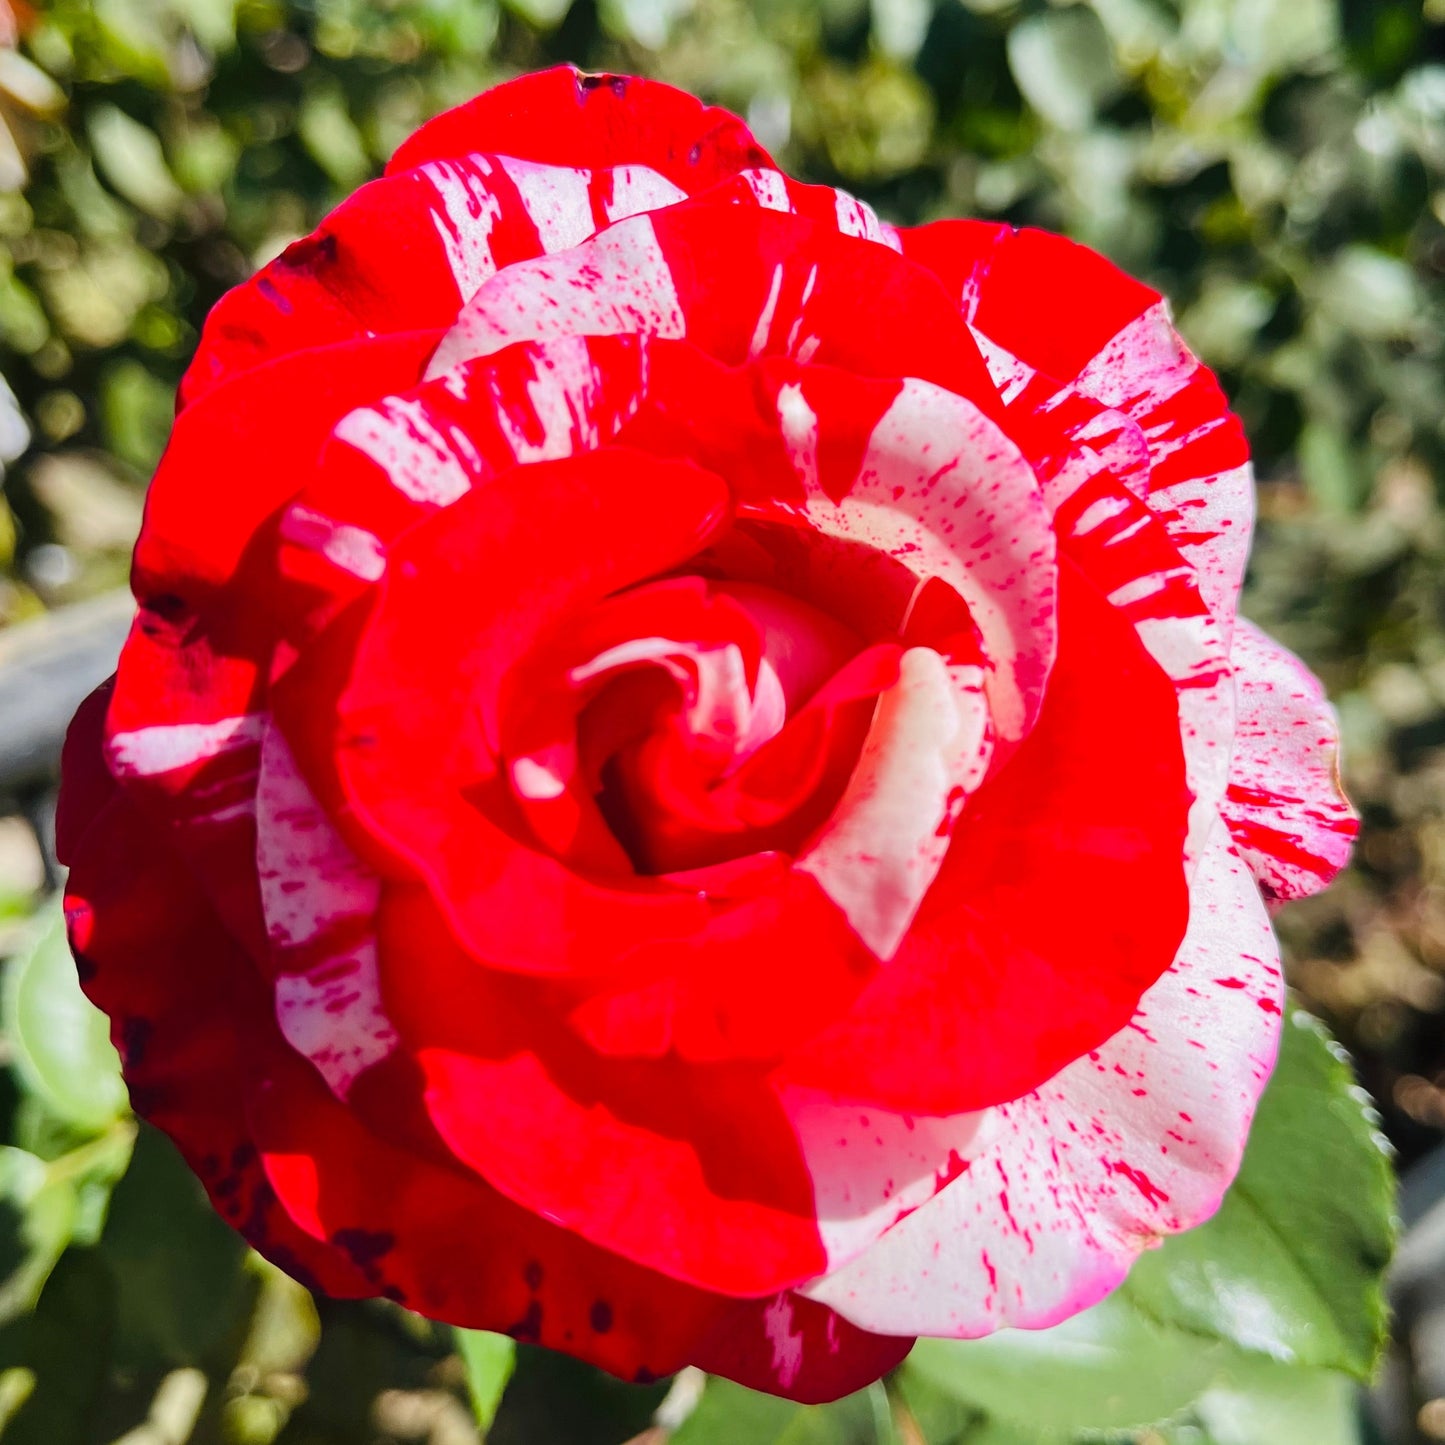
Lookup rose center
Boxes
[501,576,898,879]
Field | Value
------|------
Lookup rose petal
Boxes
[1222,619,1358,901]
[780,562,1191,1114]
[900,221,1253,635]
[61,784,372,1300]
[801,818,1281,1335]
[387,66,772,192]
[797,647,990,960]
[432,204,998,404]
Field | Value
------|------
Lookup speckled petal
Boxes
[800,819,1281,1335]
[1222,618,1358,902]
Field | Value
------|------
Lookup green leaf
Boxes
[3,900,128,1135]
[1006,9,1121,132]
[0,1148,75,1326]
[298,87,372,189]
[897,1009,1393,1436]
[1123,1010,1395,1379]
[905,1291,1234,1436]
[892,1367,989,1444]
[466,1341,668,1445]
[86,104,185,220]
[1,1249,116,1445]
[0,1128,132,1326]
[97,1123,253,1370]
[672,1376,888,1444]
[501,0,574,27]
[454,1327,516,1429]
[670,1379,803,1443]
[1320,247,1422,340]
[1185,1359,1362,1445]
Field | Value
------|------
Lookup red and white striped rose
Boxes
[59,67,1357,1401]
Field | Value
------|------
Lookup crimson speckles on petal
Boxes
[57,64,1355,1404]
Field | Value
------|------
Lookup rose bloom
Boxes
[59,68,1357,1401]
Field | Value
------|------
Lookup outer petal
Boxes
[102,332,442,964]
[182,157,679,408]
[249,1043,736,1382]
[1222,619,1358,901]
[692,1291,912,1404]
[110,330,442,778]
[900,220,1253,636]
[362,886,990,1301]
[55,676,120,865]
[387,66,772,192]
[61,794,372,1299]
[429,204,998,407]
[801,820,1282,1336]
[1006,378,1234,871]
[257,722,398,1098]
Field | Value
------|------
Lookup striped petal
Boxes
[801,818,1281,1335]
[1222,619,1358,901]
[899,220,1253,638]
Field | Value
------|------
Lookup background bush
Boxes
[0,0,1438,1440]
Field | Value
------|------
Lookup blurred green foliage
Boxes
[0,0,1439,1439]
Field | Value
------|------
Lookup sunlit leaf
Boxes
[3,900,127,1135]
[0,1148,74,1326]
[454,1327,515,1429]
[672,1375,888,1444]
[86,104,184,220]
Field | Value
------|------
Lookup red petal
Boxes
[62,794,372,1299]
[100,332,441,962]
[387,66,772,192]
[55,676,119,866]
[779,560,1192,1113]
[899,220,1156,382]
[249,1042,746,1382]
[432,205,998,409]
[274,448,732,971]
[63,789,849,1391]
[692,1291,913,1403]
[369,884,831,1297]
[901,221,1253,630]
[182,154,684,409]
[802,822,1282,1337]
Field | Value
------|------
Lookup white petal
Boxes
[785,374,1057,747]
[427,213,685,378]
[256,723,395,1098]
[797,648,990,960]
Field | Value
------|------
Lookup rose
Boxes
[58,65,1357,1403]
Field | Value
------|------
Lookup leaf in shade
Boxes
[97,1123,254,1371]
